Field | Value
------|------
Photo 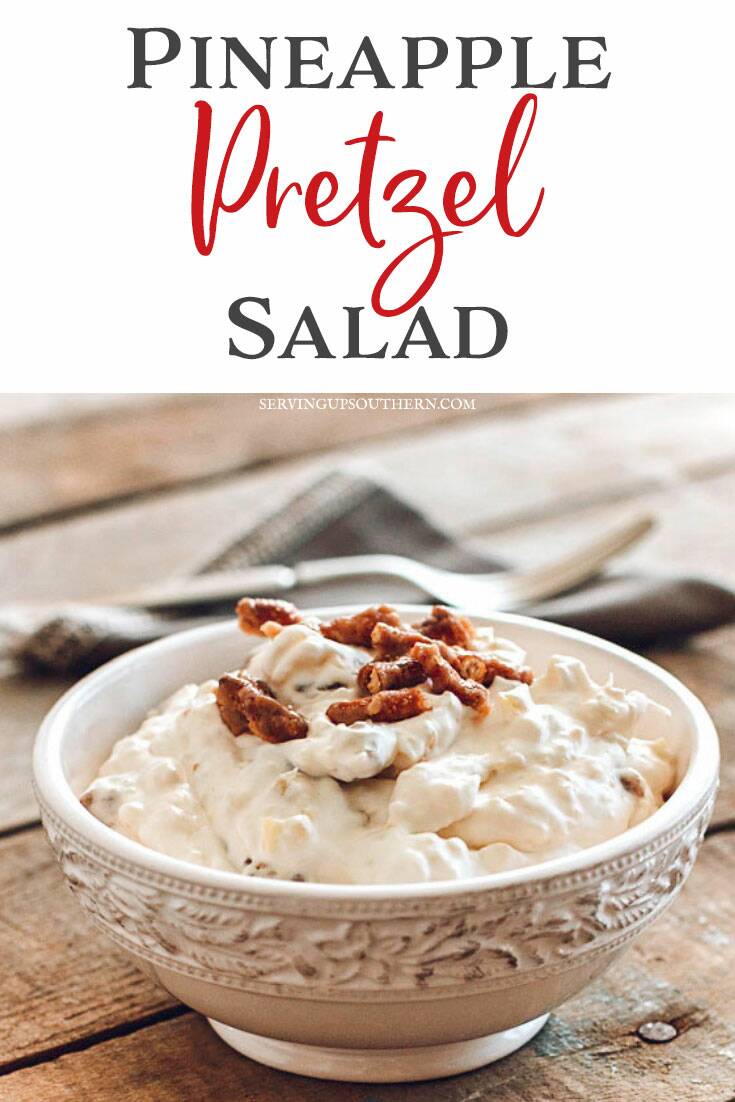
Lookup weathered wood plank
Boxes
[0,672,70,833]
[0,830,174,1066]
[475,465,735,583]
[649,626,735,829]
[0,393,541,530]
[3,833,734,1100]
[370,392,735,539]
[0,395,145,431]
[2,394,735,602]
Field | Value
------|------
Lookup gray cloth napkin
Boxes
[7,472,735,676]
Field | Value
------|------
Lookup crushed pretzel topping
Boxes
[215,673,253,735]
[236,598,302,636]
[412,606,476,649]
[370,622,430,658]
[357,656,426,695]
[320,604,403,647]
[410,642,491,714]
[216,674,308,743]
[233,597,530,723]
[326,686,432,726]
[447,648,534,687]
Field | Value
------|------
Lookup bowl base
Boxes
[207,1014,550,1082]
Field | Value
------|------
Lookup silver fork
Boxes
[41,512,652,612]
[295,513,654,610]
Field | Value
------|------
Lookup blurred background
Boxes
[2,391,734,837]
[3,392,735,588]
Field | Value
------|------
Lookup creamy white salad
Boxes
[81,602,679,885]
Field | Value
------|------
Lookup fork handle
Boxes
[9,564,297,613]
[294,555,411,588]
[130,557,412,608]
[7,558,413,615]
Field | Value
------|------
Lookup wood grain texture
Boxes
[0,830,174,1067]
[476,465,735,584]
[650,625,735,829]
[0,393,538,530]
[0,672,70,833]
[2,832,734,1100]
[2,394,735,602]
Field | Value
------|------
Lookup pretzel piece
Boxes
[320,604,403,647]
[370,622,429,658]
[410,643,490,714]
[326,686,431,726]
[236,598,302,635]
[356,656,426,695]
[412,606,475,648]
[216,674,308,742]
[449,649,534,687]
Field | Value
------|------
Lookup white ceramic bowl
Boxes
[33,608,719,1083]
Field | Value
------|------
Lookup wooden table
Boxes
[2,393,734,1101]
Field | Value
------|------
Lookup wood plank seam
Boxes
[0,1006,190,1078]
[6,414,735,550]
[0,820,42,843]
[464,454,735,537]
[0,396,558,538]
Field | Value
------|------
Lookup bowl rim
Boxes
[33,605,720,901]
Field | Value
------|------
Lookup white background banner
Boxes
[3,1,732,392]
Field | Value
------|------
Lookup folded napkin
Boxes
[6,472,735,676]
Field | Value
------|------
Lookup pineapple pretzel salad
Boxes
[82,600,677,884]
